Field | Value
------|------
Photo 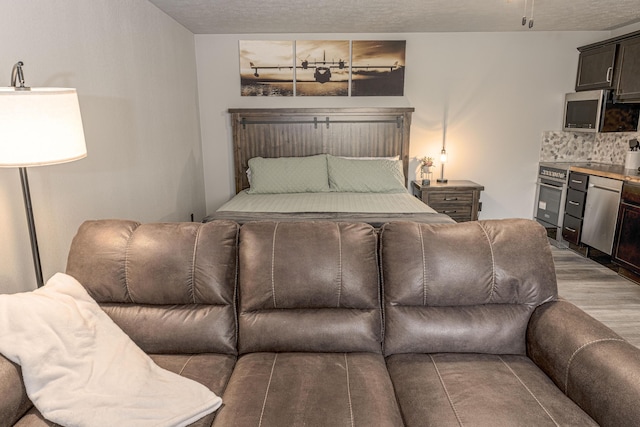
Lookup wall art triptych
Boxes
[239,40,406,97]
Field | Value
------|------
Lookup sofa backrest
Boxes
[237,221,382,354]
[381,219,557,356]
[66,219,239,355]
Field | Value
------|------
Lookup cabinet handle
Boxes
[564,226,576,233]
[568,201,580,206]
[571,179,583,184]
[442,210,457,213]
[444,197,459,201]
[606,66,613,83]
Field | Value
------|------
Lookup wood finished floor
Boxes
[552,246,640,348]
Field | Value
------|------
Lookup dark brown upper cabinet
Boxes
[615,37,640,102]
[575,31,640,102]
[575,44,617,91]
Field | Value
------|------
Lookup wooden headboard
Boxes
[229,107,415,193]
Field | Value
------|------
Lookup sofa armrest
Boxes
[527,299,640,427]
[0,354,32,427]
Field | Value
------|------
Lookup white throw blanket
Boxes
[0,273,222,427]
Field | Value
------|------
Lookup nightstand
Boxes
[412,180,484,222]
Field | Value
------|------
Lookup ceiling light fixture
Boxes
[522,0,535,28]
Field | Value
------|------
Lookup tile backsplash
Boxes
[540,131,640,164]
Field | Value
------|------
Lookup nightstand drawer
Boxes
[426,191,474,205]
[431,204,473,222]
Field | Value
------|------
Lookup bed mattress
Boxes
[204,191,454,226]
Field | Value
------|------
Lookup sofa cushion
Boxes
[381,219,557,355]
[0,356,30,426]
[237,221,382,353]
[213,352,403,427]
[10,353,236,427]
[66,220,239,355]
[150,353,237,427]
[386,353,598,427]
[150,354,236,399]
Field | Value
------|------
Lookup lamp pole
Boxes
[19,167,44,287]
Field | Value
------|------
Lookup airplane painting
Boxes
[239,40,406,96]
[295,40,349,96]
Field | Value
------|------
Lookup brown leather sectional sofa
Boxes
[2,218,640,426]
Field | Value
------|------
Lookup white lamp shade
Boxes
[0,88,87,167]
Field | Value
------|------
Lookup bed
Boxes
[204,108,454,226]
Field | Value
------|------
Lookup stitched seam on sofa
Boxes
[271,223,280,308]
[123,227,135,303]
[429,355,463,426]
[376,227,384,349]
[344,353,355,427]
[178,354,195,376]
[476,222,497,303]
[233,227,240,353]
[336,223,343,308]
[498,356,560,427]
[563,338,626,394]
[258,353,278,427]
[189,224,202,304]
[418,223,428,306]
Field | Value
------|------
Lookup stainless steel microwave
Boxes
[563,90,640,133]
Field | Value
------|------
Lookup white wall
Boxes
[195,31,607,219]
[611,22,640,37]
[0,0,205,293]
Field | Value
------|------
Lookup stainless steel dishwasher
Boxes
[581,175,623,255]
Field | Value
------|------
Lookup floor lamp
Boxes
[0,62,87,288]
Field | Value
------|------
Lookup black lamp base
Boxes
[436,178,448,183]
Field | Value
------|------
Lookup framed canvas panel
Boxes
[295,40,349,96]
[351,40,406,96]
[239,40,294,96]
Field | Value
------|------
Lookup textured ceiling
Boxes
[147,0,640,34]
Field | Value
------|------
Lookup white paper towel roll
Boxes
[625,151,640,170]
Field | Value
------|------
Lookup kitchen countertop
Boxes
[569,163,640,184]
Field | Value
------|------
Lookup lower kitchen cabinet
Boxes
[562,213,582,245]
[613,182,640,280]
[562,172,588,245]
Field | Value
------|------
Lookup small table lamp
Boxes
[437,147,448,183]
[0,62,87,288]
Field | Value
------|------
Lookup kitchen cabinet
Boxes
[561,172,588,245]
[615,37,640,102]
[613,182,640,281]
[575,30,640,102]
[565,188,586,217]
[575,44,617,91]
